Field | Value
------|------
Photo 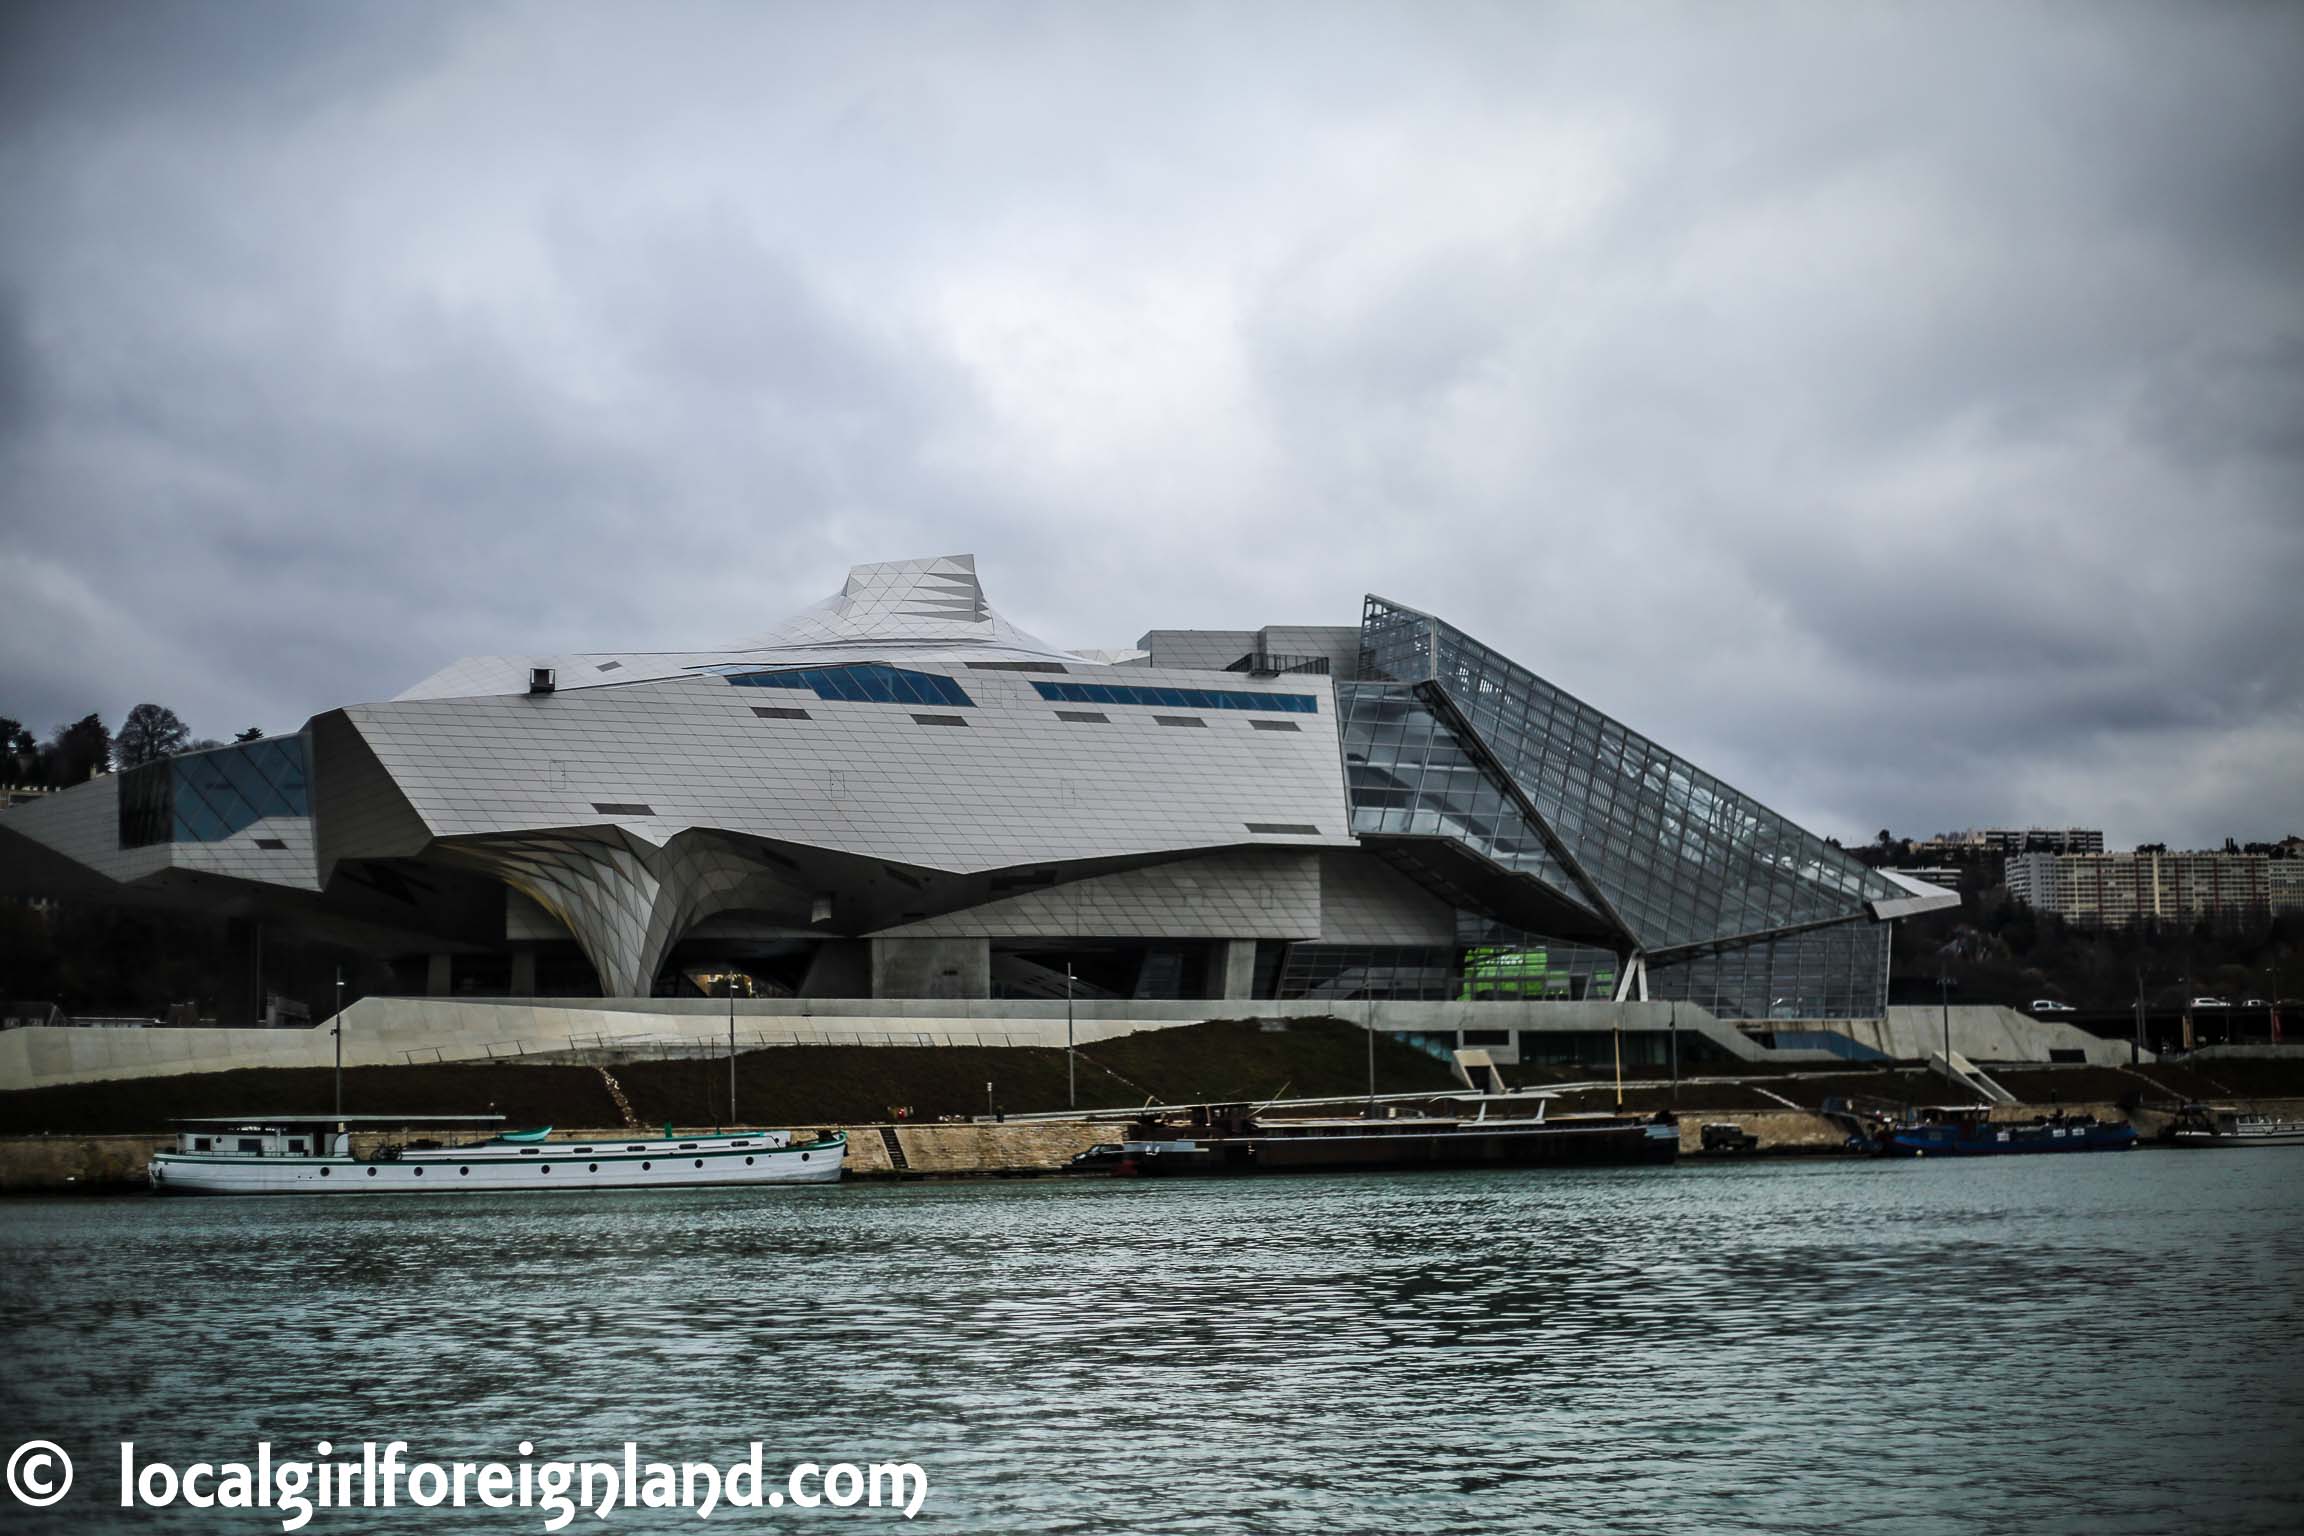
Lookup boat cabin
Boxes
[169,1115,506,1159]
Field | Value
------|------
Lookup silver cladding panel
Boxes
[0,770,320,892]
[1316,849,1459,945]
[397,554,1087,702]
[873,848,1323,940]
[342,666,1352,874]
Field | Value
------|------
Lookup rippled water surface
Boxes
[4,1154,2302,1534]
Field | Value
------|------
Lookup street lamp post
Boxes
[1669,999,1679,1106]
[1938,973,1953,1068]
[1065,962,1076,1111]
[1365,991,1377,1113]
[2133,967,2146,1065]
[333,966,345,1123]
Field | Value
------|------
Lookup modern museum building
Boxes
[0,555,1953,1029]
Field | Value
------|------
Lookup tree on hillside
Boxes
[42,714,112,785]
[115,703,192,768]
[0,716,31,781]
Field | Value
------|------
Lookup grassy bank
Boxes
[0,1020,1463,1136]
[6,1024,2296,1138]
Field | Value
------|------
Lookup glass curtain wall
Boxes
[118,736,311,847]
[1361,596,1901,953]
[1646,922,1890,1020]
[1337,682,1595,917]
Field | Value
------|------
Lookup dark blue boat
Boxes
[1869,1106,2139,1157]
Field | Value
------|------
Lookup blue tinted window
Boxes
[723,664,974,707]
[1029,680,1316,714]
[122,735,312,845]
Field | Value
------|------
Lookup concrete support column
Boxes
[218,917,263,1027]
[426,953,453,997]
[509,950,537,997]
[1219,939,1258,1001]
[799,940,872,999]
[870,938,990,1000]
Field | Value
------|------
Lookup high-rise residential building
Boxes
[2006,849,2274,926]
[0,555,1955,1023]
[2269,857,2304,916]
[1943,827,2106,855]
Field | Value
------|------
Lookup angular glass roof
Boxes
[1357,595,1902,955]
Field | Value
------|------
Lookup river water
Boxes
[2,1152,2300,1534]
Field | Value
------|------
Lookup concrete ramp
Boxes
[1452,1049,1508,1094]
[1930,1049,2018,1105]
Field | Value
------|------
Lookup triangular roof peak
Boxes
[721,553,1071,660]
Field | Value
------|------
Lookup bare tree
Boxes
[116,703,192,769]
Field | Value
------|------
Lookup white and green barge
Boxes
[147,1115,846,1194]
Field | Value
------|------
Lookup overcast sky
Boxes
[3,1,2299,849]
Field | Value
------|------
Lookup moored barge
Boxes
[1861,1105,2138,1157]
[1071,1095,1678,1176]
[2161,1104,2304,1148]
[147,1115,846,1194]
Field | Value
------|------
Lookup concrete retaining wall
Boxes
[1810,1008,2144,1068]
[0,995,2122,1092]
[1675,1110,1849,1155]
[0,1134,171,1191]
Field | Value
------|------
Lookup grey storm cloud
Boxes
[1,0,2299,849]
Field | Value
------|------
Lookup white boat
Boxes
[2164,1104,2304,1148]
[147,1115,846,1194]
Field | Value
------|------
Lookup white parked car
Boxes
[2028,999,2076,1013]
[2191,996,2230,1008]
[2241,998,2269,1008]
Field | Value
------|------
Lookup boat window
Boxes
[732,1140,750,1147]
[539,1164,551,1174]
[288,1140,306,1153]
[574,1146,593,1153]
[627,1145,645,1152]
[589,1163,598,1172]
[641,1161,651,1170]
[521,1148,539,1155]
[194,1137,212,1151]
[320,1167,330,1177]
[679,1143,698,1150]
[412,1167,423,1177]
[460,1167,470,1176]
[694,1159,704,1168]
[238,1138,263,1152]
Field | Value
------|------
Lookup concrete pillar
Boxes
[509,950,537,997]
[1220,939,1257,1000]
[218,917,263,1026]
[427,953,453,997]
[799,940,872,999]
[870,938,990,1000]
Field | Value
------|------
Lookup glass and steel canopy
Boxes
[1344,595,1901,1016]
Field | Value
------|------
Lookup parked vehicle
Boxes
[2028,999,2076,1014]
[2191,997,2231,1008]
